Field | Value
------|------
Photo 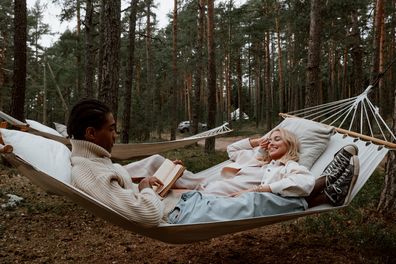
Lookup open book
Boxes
[153,159,185,197]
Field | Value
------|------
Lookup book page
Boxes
[161,164,183,187]
[158,164,185,197]
[152,159,174,192]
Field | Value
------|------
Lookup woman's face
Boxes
[267,130,288,160]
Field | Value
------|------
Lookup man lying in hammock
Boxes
[166,128,359,224]
[67,99,165,227]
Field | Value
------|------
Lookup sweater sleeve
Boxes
[268,162,315,197]
[226,138,253,161]
[72,165,164,227]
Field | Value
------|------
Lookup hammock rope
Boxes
[282,85,396,149]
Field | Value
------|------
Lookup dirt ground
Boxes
[0,136,392,263]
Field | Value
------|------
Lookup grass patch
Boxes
[158,144,228,173]
[225,121,269,137]
[118,144,228,173]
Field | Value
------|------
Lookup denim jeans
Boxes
[168,191,307,224]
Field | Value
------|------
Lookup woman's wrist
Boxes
[249,138,259,147]
[253,184,271,192]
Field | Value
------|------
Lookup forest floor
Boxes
[0,136,394,263]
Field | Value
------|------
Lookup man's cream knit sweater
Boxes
[70,139,164,227]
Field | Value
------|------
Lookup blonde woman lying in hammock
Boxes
[166,128,360,224]
[196,127,314,197]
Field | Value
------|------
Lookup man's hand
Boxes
[138,176,164,191]
[172,159,184,166]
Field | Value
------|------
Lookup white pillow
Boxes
[264,118,333,169]
[53,122,68,137]
[0,128,72,183]
[26,119,63,137]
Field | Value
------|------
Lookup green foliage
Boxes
[290,169,396,256]
[162,144,228,173]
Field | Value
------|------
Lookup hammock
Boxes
[0,86,394,244]
[0,110,232,159]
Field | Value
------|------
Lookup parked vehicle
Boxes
[177,120,207,133]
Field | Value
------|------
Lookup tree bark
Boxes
[121,0,139,143]
[264,31,272,130]
[99,0,121,119]
[97,0,105,96]
[237,50,243,121]
[276,16,285,114]
[205,0,216,153]
[0,30,7,111]
[76,0,81,98]
[192,0,204,135]
[378,87,396,216]
[84,0,95,97]
[10,0,27,121]
[371,0,383,84]
[171,0,178,140]
[305,0,322,107]
[350,11,363,97]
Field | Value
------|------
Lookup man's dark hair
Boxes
[67,99,111,140]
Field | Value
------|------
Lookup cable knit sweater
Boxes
[70,139,164,227]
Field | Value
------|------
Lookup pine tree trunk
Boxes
[264,31,272,130]
[377,88,396,216]
[378,0,387,115]
[328,37,336,101]
[305,0,322,107]
[170,0,178,140]
[0,31,7,111]
[371,0,383,84]
[76,0,81,99]
[84,0,95,97]
[99,0,121,119]
[276,17,285,114]
[10,0,27,121]
[205,0,216,153]
[226,53,232,124]
[237,50,243,120]
[192,0,204,135]
[350,11,363,97]
[342,48,348,98]
[97,0,105,97]
[121,0,138,144]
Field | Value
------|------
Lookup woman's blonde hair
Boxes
[259,127,300,163]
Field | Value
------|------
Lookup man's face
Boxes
[90,113,117,153]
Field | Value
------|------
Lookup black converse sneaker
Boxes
[322,144,358,187]
[324,155,359,206]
